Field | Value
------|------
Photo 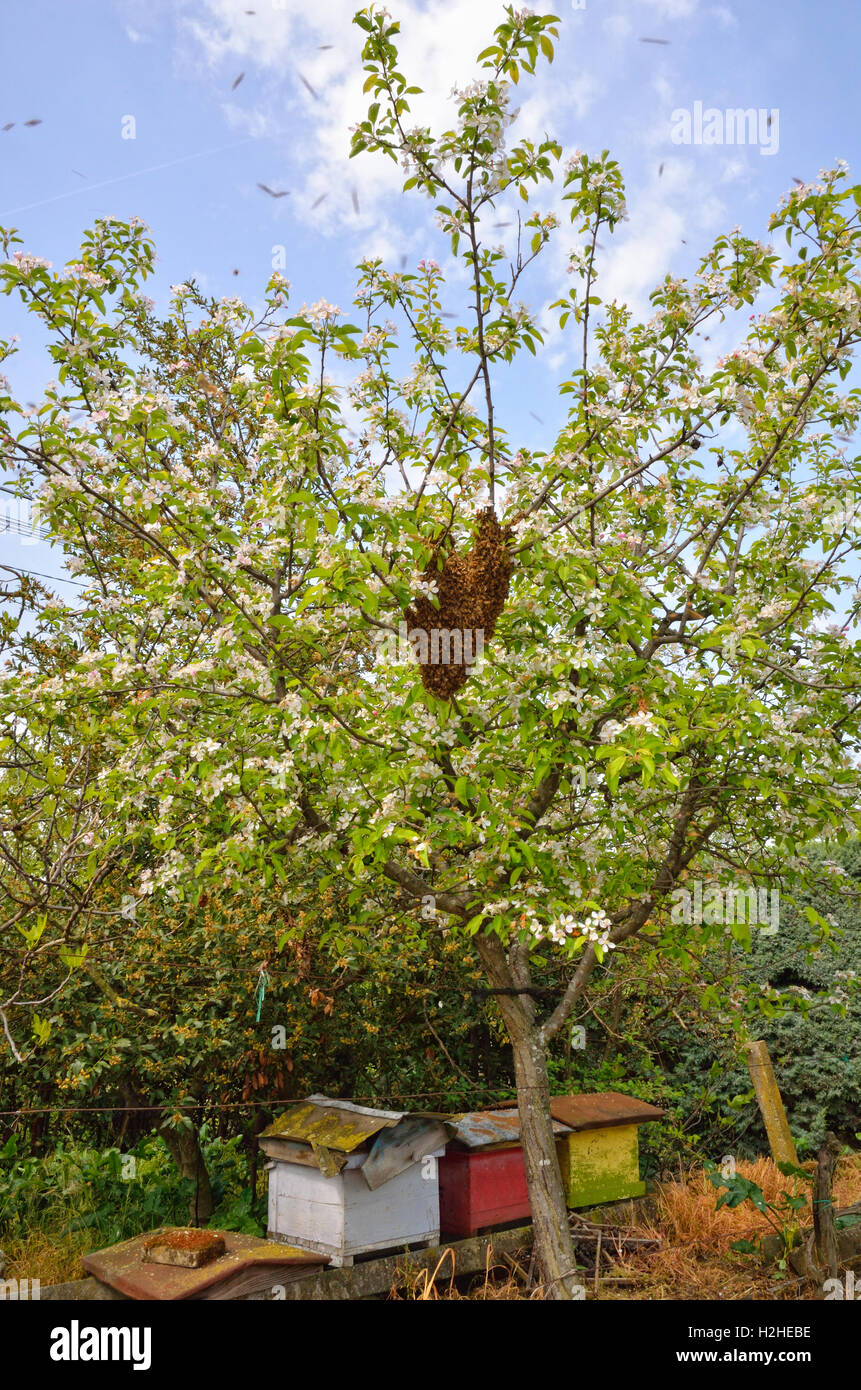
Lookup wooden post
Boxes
[813,1132,842,1280]
[744,1040,798,1167]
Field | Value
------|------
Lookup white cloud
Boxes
[600,204,685,319]
[603,14,633,42]
[710,4,738,28]
[172,0,776,357]
[719,155,747,183]
[184,0,524,237]
[180,0,599,260]
[636,0,700,18]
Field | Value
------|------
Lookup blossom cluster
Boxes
[544,908,616,952]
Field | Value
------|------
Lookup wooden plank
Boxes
[197,1262,315,1300]
[42,1227,535,1302]
[81,1228,324,1301]
[250,1225,534,1299]
[493,1092,665,1131]
[259,1137,347,1173]
[549,1093,664,1132]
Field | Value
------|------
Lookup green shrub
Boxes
[0,1129,265,1250]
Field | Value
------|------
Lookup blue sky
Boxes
[2,0,860,589]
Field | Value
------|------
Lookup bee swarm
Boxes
[405,508,513,699]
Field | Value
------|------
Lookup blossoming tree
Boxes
[2,5,861,1294]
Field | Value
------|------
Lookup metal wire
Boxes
[0,1087,551,1118]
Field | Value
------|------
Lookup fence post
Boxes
[744,1039,799,1166]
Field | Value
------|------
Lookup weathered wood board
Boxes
[42,1225,534,1301]
[81,1228,326,1300]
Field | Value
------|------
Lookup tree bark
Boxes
[159,1120,214,1225]
[508,1012,581,1298]
[476,935,578,1299]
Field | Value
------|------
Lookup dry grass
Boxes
[393,1153,861,1301]
[3,1228,92,1286]
[601,1152,861,1301]
[390,1242,542,1300]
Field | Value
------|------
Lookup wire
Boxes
[0,963,501,995]
[1,133,282,219]
[0,517,50,540]
[0,953,489,983]
[0,564,85,587]
[0,1086,532,1118]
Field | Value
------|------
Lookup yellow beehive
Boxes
[550,1093,665,1208]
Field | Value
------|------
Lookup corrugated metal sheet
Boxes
[260,1097,403,1153]
[448,1108,572,1150]
[306,1094,404,1121]
[362,1118,451,1190]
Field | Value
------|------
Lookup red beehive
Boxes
[437,1108,569,1238]
[438,1146,531,1237]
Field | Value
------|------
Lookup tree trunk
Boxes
[474,935,580,1298]
[159,1121,214,1225]
[506,1010,581,1298]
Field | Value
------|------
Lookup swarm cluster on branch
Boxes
[405,507,514,698]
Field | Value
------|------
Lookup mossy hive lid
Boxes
[260,1095,404,1153]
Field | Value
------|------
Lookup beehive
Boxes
[261,1096,448,1266]
[550,1093,665,1208]
[438,1146,531,1237]
[437,1108,570,1238]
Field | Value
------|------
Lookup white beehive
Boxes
[267,1151,443,1266]
[261,1096,447,1266]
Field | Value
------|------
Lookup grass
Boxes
[605,1152,861,1300]
[392,1152,861,1300]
